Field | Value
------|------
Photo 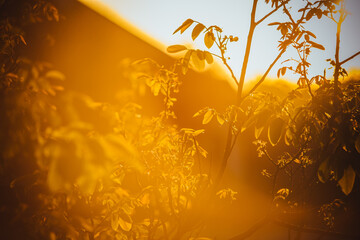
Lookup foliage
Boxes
[166,0,360,238]
[1,2,217,239]
[1,0,360,240]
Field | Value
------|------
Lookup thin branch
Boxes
[244,49,286,98]
[264,150,277,166]
[339,50,360,65]
[228,128,241,158]
[213,32,239,86]
[256,1,286,26]
[221,57,239,86]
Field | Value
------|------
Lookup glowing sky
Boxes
[86,0,360,83]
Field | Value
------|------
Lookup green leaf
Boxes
[205,51,213,64]
[202,110,214,124]
[338,165,356,195]
[173,18,194,34]
[204,31,215,49]
[192,23,205,41]
[268,118,285,146]
[167,45,187,53]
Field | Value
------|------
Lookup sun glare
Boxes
[1,0,360,240]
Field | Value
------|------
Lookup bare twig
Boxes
[221,57,239,86]
[213,32,239,86]
[256,1,286,26]
[339,50,360,65]
[244,49,286,98]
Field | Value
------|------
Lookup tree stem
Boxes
[237,0,258,105]
[334,1,345,89]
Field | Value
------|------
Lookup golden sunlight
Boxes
[1,1,360,240]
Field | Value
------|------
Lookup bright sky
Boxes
[89,0,360,83]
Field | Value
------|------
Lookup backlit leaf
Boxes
[193,109,203,118]
[255,126,264,139]
[338,165,356,195]
[255,109,271,135]
[202,110,214,124]
[192,23,205,40]
[153,82,161,96]
[198,146,208,158]
[268,118,285,146]
[46,70,65,81]
[19,35,27,45]
[111,213,119,231]
[193,129,205,136]
[274,188,289,200]
[204,31,215,49]
[191,51,205,70]
[196,50,205,60]
[317,159,331,183]
[173,18,194,34]
[205,51,213,64]
[119,213,133,231]
[216,115,224,125]
[167,45,187,53]
[284,128,293,146]
[182,50,193,74]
